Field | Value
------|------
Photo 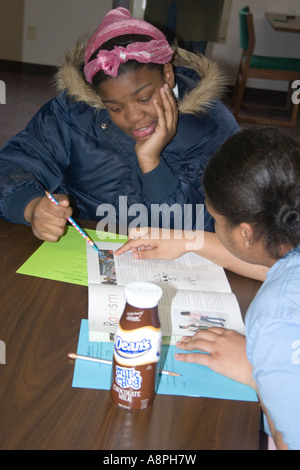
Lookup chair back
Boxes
[239,6,255,54]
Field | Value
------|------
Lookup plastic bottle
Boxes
[110,282,163,410]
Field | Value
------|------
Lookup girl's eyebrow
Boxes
[133,83,152,96]
[102,83,152,104]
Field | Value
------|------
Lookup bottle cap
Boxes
[125,282,163,308]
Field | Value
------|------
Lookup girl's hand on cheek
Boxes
[155,84,178,144]
[135,84,178,173]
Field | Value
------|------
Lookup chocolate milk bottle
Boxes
[110,282,163,410]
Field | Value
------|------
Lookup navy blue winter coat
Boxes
[0,45,239,231]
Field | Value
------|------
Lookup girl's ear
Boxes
[164,63,175,88]
[239,223,254,248]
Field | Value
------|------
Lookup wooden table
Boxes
[0,219,263,451]
[266,13,300,33]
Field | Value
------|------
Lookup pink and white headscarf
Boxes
[83,7,173,83]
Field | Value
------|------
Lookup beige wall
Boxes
[21,0,113,66]
[0,0,113,64]
[0,0,25,60]
[1,0,300,92]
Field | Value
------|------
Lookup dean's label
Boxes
[115,336,151,359]
[113,326,161,366]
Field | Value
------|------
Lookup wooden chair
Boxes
[233,6,300,127]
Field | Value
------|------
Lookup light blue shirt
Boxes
[245,246,300,450]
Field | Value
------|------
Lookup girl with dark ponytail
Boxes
[176,127,300,450]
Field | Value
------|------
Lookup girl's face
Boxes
[98,63,175,141]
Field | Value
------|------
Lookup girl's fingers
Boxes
[176,337,214,355]
[154,85,178,132]
[153,98,166,132]
[174,351,212,366]
[160,84,178,129]
[114,238,153,255]
[177,327,225,346]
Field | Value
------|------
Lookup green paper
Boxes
[16,226,127,286]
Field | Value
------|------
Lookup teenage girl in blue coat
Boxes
[0,8,238,241]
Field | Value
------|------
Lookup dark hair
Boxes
[203,127,300,259]
[88,34,165,87]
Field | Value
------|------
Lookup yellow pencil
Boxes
[68,353,181,377]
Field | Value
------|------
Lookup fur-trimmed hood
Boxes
[55,37,227,114]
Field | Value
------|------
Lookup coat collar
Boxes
[55,36,227,115]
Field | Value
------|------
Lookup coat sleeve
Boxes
[0,93,72,224]
[140,157,214,231]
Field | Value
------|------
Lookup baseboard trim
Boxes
[0,59,58,76]
[226,84,287,105]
